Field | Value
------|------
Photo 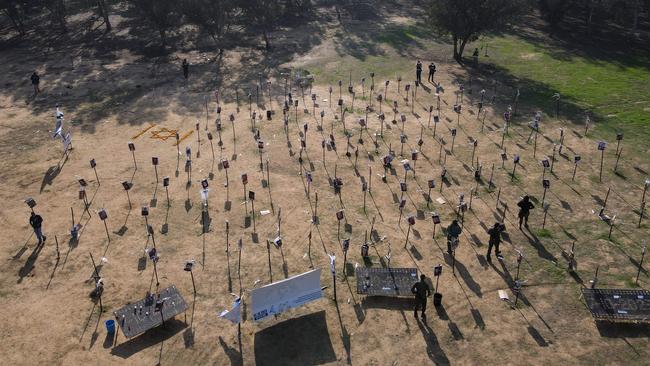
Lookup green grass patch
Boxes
[479,34,650,151]
[533,228,553,238]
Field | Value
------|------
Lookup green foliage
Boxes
[426,0,528,61]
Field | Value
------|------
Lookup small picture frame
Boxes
[201,179,209,189]
[541,158,550,168]
[400,182,407,192]
[241,173,248,185]
[407,215,416,226]
[543,179,550,189]
[362,182,367,192]
[98,209,108,221]
[400,134,407,143]
[141,206,149,216]
[90,159,96,168]
[248,191,255,200]
[78,178,87,187]
[121,181,131,191]
[616,133,623,141]
[163,177,170,187]
[207,132,213,140]
[434,264,442,276]
[258,140,264,149]
[514,154,520,164]
[222,160,230,169]
[432,213,441,224]
[597,141,607,151]
[342,239,350,252]
[574,155,581,163]
[411,151,418,161]
[336,210,344,221]
[152,157,159,165]
[128,142,135,151]
[451,129,457,136]
[399,199,406,209]
[433,115,440,123]
[428,180,435,189]
[25,197,36,208]
[501,152,507,161]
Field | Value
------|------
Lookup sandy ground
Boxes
[1,4,649,366]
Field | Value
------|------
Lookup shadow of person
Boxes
[219,336,243,366]
[17,243,44,283]
[40,165,62,192]
[444,255,482,298]
[416,318,450,365]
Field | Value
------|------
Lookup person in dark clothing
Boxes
[415,60,422,84]
[517,195,535,229]
[472,48,479,66]
[182,59,189,80]
[446,219,462,254]
[486,222,504,261]
[428,62,436,83]
[29,212,46,245]
[31,72,40,95]
[411,274,431,318]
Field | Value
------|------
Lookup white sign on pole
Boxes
[251,269,322,321]
[218,297,242,324]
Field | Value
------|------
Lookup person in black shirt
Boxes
[472,48,479,66]
[29,212,46,245]
[428,62,436,83]
[517,195,535,229]
[30,72,40,95]
[446,219,462,255]
[415,60,422,84]
[486,222,504,261]
[411,274,431,318]
[182,59,189,80]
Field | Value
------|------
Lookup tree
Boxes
[1,0,28,36]
[180,0,234,52]
[538,0,576,26]
[427,0,527,62]
[130,0,177,48]
[241,0,281,50]
[43,0,68,33]
[96,0,111,32]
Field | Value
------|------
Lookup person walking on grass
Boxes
[486,222,505,262]
[428,62,436,83]
[29,212,46,245]
[182,59,189,81]
[31,71,40,96]
[415,60,422,84]
[517,195,535,229]
[411,274,431,319]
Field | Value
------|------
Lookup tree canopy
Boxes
[427,0,528,62]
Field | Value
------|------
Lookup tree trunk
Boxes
[452,35,459,61]
[263,29,270,50]
[632,0,639,33]
[3,8,26,36]
[159,28,167,49]
[97,0,111,32]
[458,38,469,62]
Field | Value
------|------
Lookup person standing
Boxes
[415,60,422,84]
[486,223,504,261]
[428,62,436,83]
[182,59,189,81]
[29,212,46,245]
[446,219,462,255]
[30,71,40,96]
[411,274,431,318]
[472,48,479,67]
[517,195,535,229]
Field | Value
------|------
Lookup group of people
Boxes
[415,60,437,84]
[413,195,536,317]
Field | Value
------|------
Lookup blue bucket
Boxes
[105,319,116,334]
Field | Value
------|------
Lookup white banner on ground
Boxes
[251,269,322,321]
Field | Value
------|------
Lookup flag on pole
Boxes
[218,297,242,324]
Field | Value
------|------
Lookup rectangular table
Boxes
[582,288,650,323]
[113,285,189,338]
[356,267,418,297]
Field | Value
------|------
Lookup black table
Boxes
[582,288,650,323]
[113,285,189,338]
[356,267,418,297]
